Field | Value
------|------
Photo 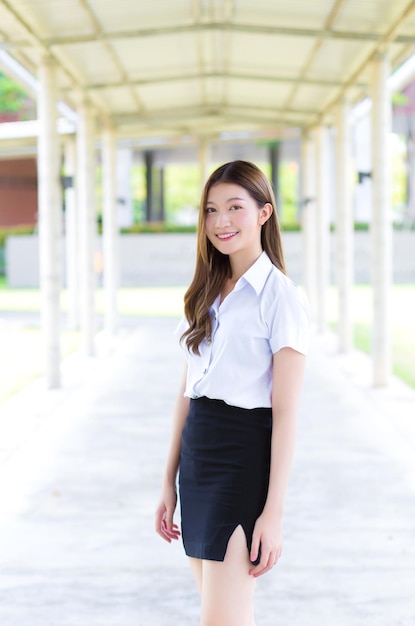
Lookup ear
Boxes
[259,202,273,225]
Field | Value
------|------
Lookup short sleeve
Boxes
[267,285,311,355]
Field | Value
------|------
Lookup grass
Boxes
[0,326,81,404]
[327,284,415,388]
[0,281,185,318]
[1,282,414,404]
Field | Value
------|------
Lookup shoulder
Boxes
[260,265,310,324]
[262,264,305,303]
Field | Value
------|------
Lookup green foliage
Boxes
[391,134,407,211]
[0,225,35,246]
[120,222,196,234]
[0,73,28,113]
[0,226,35,276]
[391,91,409,106]
[131,165,146,222]
[279,161,299,225]
[164,164,200,219]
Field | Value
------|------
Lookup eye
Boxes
[205,206,216,213]
[229,205,242,211]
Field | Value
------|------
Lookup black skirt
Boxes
[179,396,272,562]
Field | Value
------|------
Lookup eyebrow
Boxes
[206,196,246,204]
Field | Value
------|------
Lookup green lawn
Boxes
[0,282,414,403]
[327,284,415,388]
[0,326,81,403]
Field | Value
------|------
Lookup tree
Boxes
[0,73,28,114]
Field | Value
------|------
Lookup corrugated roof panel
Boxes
[395,10,415,37]
[111,33,200,79]
[233,0,337,29]
[227,32,317,76]
[12,0,93,38]
[225,78,294,109]
[336,0,412,33]
[290,83,335,112]
[138,79,202,110]
[96,86,140,113]
[310,40,375,82]
[90,0,192,31]
[57,42,124,85]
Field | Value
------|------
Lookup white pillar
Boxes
[301,131,318,319]
[336,98,354,352]
[77,101,96,356]
[316,125,330,332]
[116,148,134,227]
[198,138,210,187]
[37,56,61,389]
[64,137,79,328]
[371,53,392,386]
[102,124,118,336]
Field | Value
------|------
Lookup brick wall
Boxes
[0,158,38,228]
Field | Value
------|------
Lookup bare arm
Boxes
[155,363,190,543]
[250,347,306,577]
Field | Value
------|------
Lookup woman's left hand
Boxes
[249,511,283,578]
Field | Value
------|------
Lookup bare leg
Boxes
[189,556,203,596]
[199,525,257,626]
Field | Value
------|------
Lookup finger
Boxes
[155,508,179,542]
[160,515,181,541]
[250,534,261,564]
[162,520,181,539]
[249,547,274,577]
[165,508,174,533]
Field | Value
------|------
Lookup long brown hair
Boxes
[182,160,286,354]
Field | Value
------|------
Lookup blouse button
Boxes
[206,339,211,346]
[203,368,208,375]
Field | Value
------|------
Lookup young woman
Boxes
[155,160,310,626]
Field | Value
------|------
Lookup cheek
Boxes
[238,212,261,229]
[204,216,214,233]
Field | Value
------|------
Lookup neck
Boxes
[229,249,263,281]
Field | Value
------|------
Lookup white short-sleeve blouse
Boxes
[176,251,311,409]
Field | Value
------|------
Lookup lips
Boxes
[216,232,238,240]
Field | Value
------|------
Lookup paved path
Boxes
[0,317,414,626]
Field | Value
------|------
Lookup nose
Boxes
[214,210,231,228]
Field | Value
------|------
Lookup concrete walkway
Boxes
[0,317,414,626]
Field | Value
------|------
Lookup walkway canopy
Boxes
[1,0,415,390]
[1,0,415,138]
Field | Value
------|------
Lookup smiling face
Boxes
[204,182,272,262]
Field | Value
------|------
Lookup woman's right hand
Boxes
[155,483,181,543]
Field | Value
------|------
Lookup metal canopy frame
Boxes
[1,0,415,139]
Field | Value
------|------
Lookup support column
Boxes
[102,123,118,336]
[77,101,96,356]
[37,56,61,388]
[116,148,133,227]
[198,138,210,187]
[336,98,354,352]
[301,131,318,320]
[371,53,392,386]
[64,137,78,328]
[316,125,330,332]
